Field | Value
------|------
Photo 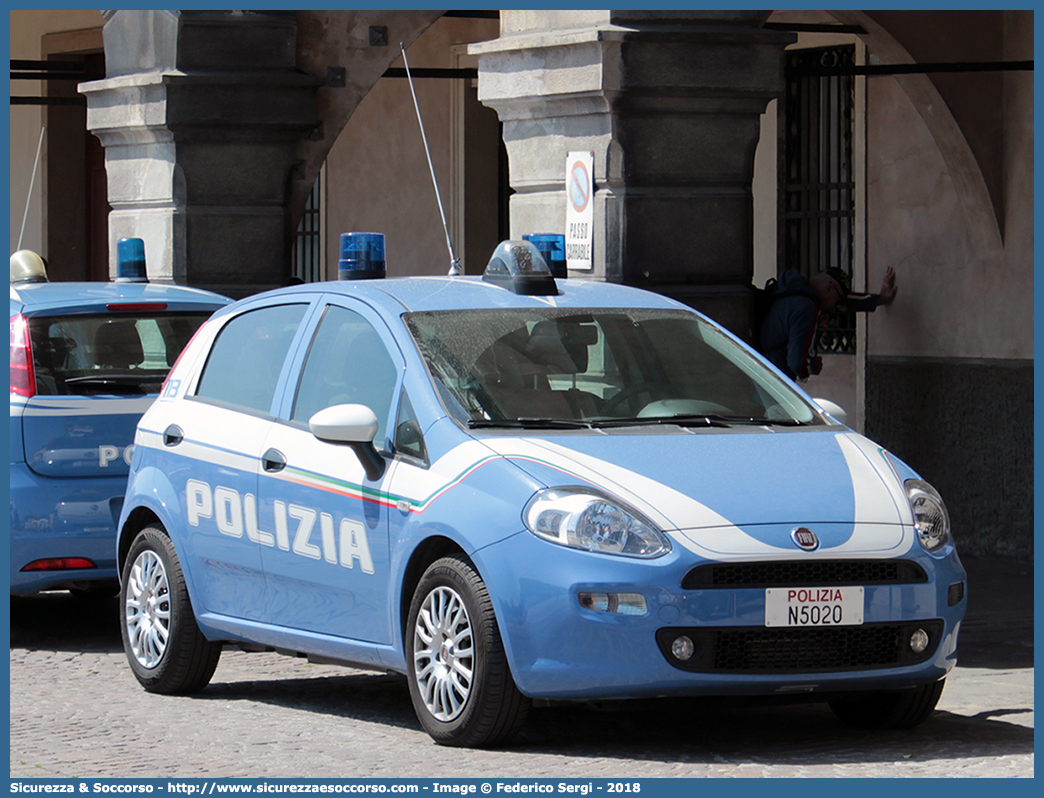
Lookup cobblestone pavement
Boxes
[9,556,1033,779]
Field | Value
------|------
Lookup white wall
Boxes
[866,73,1033,361]
[9,10,104,256]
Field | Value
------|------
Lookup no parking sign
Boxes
[565,151,594,271]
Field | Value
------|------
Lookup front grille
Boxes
[657,620,943,674]
[682,559,927,590]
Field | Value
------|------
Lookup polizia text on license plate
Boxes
[764,586,865,627]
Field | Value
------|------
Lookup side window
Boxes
[292,305,399,446]
[196,304,307,414]
[394,392,428,464]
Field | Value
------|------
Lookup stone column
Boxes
[81,10,322,296]
[470,11,793,336]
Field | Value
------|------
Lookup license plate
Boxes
[764,586,864,627]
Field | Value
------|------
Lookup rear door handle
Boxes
[262,448,286,473]
[163,425,184,447]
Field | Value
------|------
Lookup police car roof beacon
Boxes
[338,232,386,280]
[482,240,559,296]
[522,233,567,279]
[10,250,48,285]
[115,237,149,283]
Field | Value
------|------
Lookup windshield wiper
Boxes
[709,415,809,426]
[592,414,808,429]
[590,415,731,429]
[468,418,592,430]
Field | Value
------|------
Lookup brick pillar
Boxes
[470,11,794,335]
[81,10,322,296]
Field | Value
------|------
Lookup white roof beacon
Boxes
[10,250,48,285]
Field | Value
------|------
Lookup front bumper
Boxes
[473,529,966,701]
[9,462,122,594]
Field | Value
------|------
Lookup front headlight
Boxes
[905,479,951,552]
[523,487,671,558]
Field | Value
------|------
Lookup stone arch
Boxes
[289,10,447,226]
[827,10,1003,251]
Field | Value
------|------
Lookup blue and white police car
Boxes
[115,236,966,747]
[10,243,230,595]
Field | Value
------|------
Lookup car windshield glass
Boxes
[28,312,211,396]
[403,308,818,425]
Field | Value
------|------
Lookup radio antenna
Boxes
[401,43,461,276]
[17,127,46,251]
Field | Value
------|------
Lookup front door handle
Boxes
[163,425,183,447]
[262,448,286,473]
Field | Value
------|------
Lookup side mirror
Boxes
[813,398,848,426]
[309,404,385,481]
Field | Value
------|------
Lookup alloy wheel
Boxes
[124,549,171,669]
[413,585,474,721]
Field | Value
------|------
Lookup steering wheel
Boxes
[601,382,674,417]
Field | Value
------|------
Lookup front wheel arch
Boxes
[398,535,467,649]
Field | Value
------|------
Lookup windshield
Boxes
[404,308,818,426]
[29,312,212,396]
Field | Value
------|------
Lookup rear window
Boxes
[28,312,212,396]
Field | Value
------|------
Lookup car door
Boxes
[256,299,403,643]
[170,300,312,620]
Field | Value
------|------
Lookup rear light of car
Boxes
[21,557,96,572]
[10,313,35,398]
[106,303,168,312]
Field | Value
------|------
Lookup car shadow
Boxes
[514,699,1035,765]
[191,669,1034,765]
[10,592,123,653]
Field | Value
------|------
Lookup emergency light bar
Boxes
[482,240,558,296]
[10,250,48,284]
[116,237,148,283]
[339,232,386,280]
[522,233,567,278]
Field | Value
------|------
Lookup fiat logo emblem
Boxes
[791,527,820,551]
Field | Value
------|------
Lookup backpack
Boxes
[749,277,800,348]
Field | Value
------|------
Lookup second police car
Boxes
[115,235,966,747]
[10,243,230,595]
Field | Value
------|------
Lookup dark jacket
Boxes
[757,270,820,380]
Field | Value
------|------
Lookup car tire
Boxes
[406,555,530,747]
[828,679,945,729]
[120,525,221,694]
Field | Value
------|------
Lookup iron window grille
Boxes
[781,45,857,355]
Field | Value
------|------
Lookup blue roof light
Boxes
[522,233,567,278]
[339,232,386,280]
[116,238,148,283]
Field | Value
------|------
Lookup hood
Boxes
[479,427,916,559]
